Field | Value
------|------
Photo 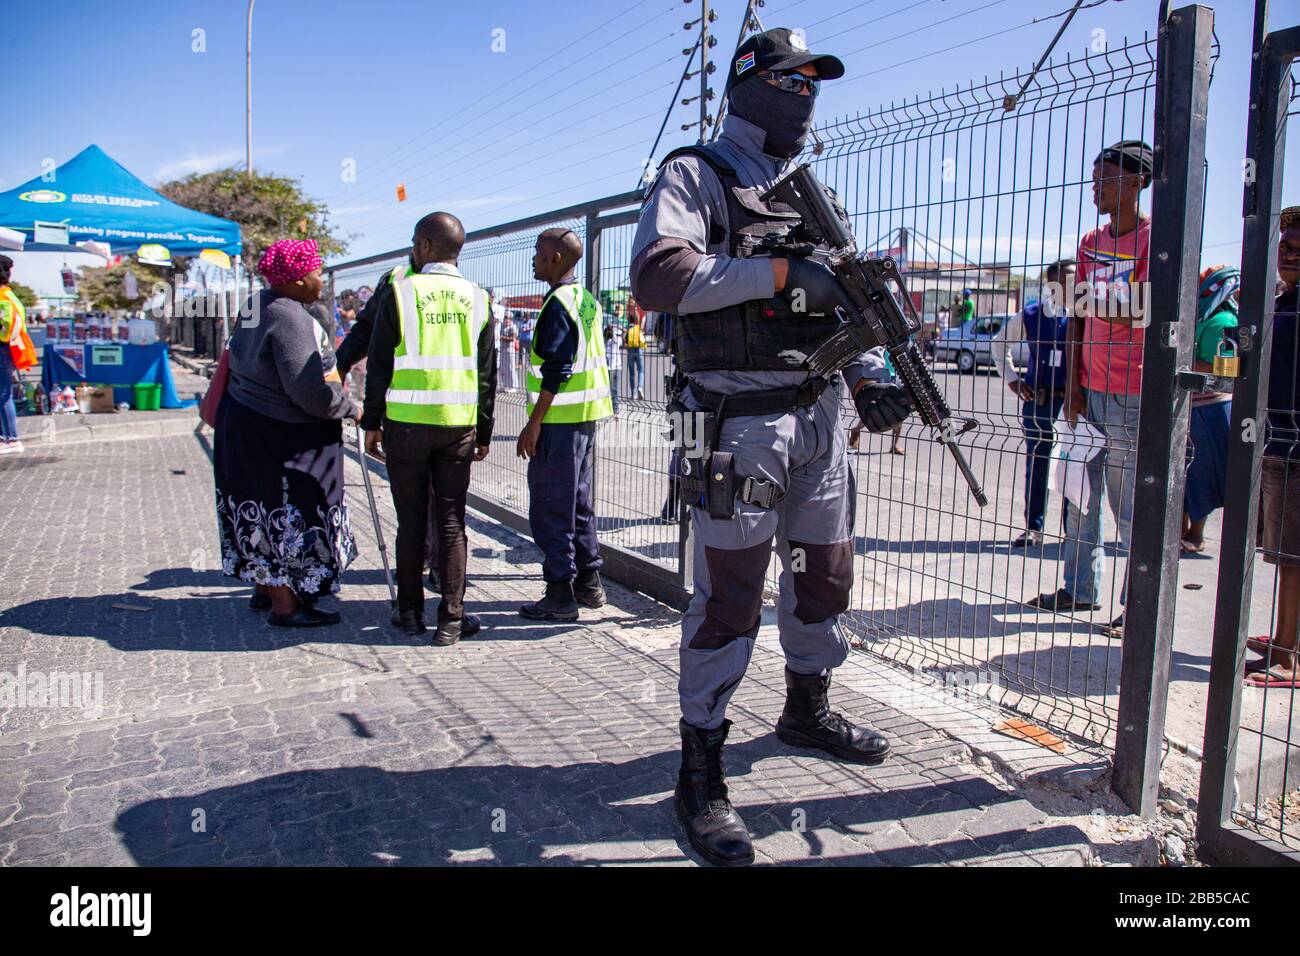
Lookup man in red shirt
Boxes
[1030,141,1152,641]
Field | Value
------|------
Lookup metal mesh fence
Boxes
[802,35,1163,745]
[1226,60,1300,852]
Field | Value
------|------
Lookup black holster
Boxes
[669,380,824,520]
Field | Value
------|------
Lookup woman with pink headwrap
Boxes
[213,239,360,627]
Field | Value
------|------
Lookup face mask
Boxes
[728,78,817,159]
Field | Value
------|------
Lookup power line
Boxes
[818,0,937,45]
[330,52,681,218]
[838,0,1011,56]
[318,1,676,203]
[804,0,885,31]
[334,81,674,238]
[337,104,669,241]
[837,4,1036,71]
[640,36,701,188]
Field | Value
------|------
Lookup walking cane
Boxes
[352,420,397,608]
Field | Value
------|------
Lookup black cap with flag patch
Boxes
[725,27,846,93]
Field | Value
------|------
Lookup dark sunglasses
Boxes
[758,70,820,96]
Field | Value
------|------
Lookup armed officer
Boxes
[630,28,911,867]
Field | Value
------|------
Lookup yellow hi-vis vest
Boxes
[386,264,490,427]
[526,283,613,424]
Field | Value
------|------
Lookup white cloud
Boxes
[153,145,286,181]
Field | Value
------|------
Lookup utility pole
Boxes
[246,0,255,177]
[698,0,710,143]
[679,0,716,144]
[710,0,764,141]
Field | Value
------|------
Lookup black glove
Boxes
[780,258,854,318]
[854,382,912,433]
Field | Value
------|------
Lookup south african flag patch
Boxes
[735,51,755,75]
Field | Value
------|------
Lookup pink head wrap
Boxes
[258,239,323,287]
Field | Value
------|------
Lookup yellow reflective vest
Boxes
[385,264,490,427]
[526,282,613,424]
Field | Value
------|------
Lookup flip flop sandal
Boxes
[1244,655,1275,675]
[1247,635,1275,655]
[1245,669,1300,688]
[1180,538,1206,553]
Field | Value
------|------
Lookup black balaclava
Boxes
[727,77,816,159]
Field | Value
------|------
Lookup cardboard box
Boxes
[89,386,117,414]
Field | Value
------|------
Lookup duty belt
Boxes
[687,377,827,418]
[674,377,830,518]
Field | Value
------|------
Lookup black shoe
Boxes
[1101,613,1124,640]
[426,567,442,594]
[775,667,891,764]
[573,570,607,609]
[1010,530,1043,548]
[268,605,342,628]
[248,591,272,611]
[519,581,579,621]
[1027,588,1100,612]
[433,613,481,647]
[391,608,427,637]
[674,719,754,867]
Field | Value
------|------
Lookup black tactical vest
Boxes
[654,145,842,373]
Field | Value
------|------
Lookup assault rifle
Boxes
[761,164,989,507]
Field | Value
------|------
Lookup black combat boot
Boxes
[518,580,579,621]
[775,667,891,764]
[573,569,607,609]
[675,719,754,867]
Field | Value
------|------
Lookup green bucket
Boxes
[132,382,162,411]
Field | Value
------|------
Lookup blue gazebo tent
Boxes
[0,145,241,256]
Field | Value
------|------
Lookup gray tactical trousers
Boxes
[679,385,855,729]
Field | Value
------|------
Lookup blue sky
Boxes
[6,0,1300,297]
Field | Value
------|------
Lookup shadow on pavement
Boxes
[114,737,1092,866]
[0,590,621,652]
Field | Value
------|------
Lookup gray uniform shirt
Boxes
[630,113,885,395]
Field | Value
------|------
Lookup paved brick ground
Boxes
[0,430,1111,866]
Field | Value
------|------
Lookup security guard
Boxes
[362,211,497,644]
[630,28,911,866]
[338,258,446,595]
[516,228,614,621]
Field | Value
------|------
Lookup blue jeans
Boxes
[0,348,17,441]
[1061,389,1139,605]
[626,348,643,396]
[1023,395,1064,531]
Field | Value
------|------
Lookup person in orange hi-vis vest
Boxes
[0,254,34,454]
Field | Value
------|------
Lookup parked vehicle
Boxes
[932,315,1029,373]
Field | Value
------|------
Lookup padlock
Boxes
[1213,337,1240,378]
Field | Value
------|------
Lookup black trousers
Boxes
[383,418,476,620]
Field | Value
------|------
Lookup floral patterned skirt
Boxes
[214,395,357,598]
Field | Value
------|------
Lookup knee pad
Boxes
[789,539,853,624]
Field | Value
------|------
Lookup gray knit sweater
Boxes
[227,291,357,424]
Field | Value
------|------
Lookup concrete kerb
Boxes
[16,408,204,448]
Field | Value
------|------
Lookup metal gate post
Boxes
[1197,1,1300,865]
[1112,3,1215,816]
[586,212,602,502]
[585,212,601,299]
